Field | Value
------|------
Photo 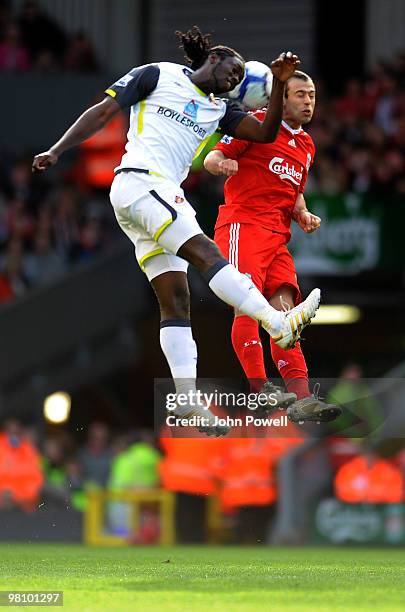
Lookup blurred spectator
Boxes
[64,457,86,510]
[374,73,399,136]
[0,237,28,302]
[217,427,302,544]
[42,436,85,511]
[42,436,67,488]
[334,451,404,503]
[78,422,112,488]
[33,49,58,73]
[78,217,105,262]
[8,158,49,216]
[1,198,34,244]
[327,362,383,441]
[334,78,375,120]
[314,153,347,194]
[109,430,160,491]
[50,184,81,261]
[159,432,221,543]
[0,22,30,71]
[107,430,161,540]
[0,418,43,511]
[18,0,67,67]
[65,31,98,73]
[24,229,66,286]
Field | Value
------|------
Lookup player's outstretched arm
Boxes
[204,150,238,176]
[233,51,300,143]
[32,96,121,172]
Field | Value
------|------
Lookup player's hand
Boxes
[296,210,321,233]
[218,159,238,176]
[32,150,58,173]
[270,51,300,83]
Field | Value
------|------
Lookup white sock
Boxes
[160,322,197,398]
[207,264,283,334]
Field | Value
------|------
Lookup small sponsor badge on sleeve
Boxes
[220,135,233,145]
[115,74,134,87]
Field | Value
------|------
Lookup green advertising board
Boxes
[290,193,405,274]
[314,498,405,544]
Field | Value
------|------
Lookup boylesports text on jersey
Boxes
[269,156,303,186]
[157,106,207,138]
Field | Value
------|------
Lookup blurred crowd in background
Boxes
[0,154,123,303]
[0,361,404,544]
[0,0,99,73]
[0,3,403,306]
[308,56,405,197]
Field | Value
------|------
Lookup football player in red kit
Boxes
[204,70,341,423]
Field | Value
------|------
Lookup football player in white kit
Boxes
[33,27,321,436]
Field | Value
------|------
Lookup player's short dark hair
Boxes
[175,25,244,71]
[284,70,313,98]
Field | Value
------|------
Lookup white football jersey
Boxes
[105,62,246,185]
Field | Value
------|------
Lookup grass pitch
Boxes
[0,545,404,611]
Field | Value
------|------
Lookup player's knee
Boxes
[178,235,224,272]
[198,242,224,272]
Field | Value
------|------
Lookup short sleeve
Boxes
[105,64,160,109]
[218,100,247,137]
[214,133,250,159]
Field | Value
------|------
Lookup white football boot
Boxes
[261,288,321,350]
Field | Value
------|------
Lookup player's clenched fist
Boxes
[218,159,238,176]
[32,151,58,173]
[296,210,321,233]
[271,51,300,83]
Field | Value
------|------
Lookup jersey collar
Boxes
[282,120,303,135]
[183,67,208,97]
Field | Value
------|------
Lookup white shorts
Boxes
[110,171,203,281]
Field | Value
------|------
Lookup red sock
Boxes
[231,315,267,392]
[270,339,310,399]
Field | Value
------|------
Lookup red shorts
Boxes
[215,223,301,305]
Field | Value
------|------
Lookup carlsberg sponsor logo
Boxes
[269,156,302,185]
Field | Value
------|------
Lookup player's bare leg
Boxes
[150,270,229,436]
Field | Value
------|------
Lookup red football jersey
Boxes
[214,112,316,237]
